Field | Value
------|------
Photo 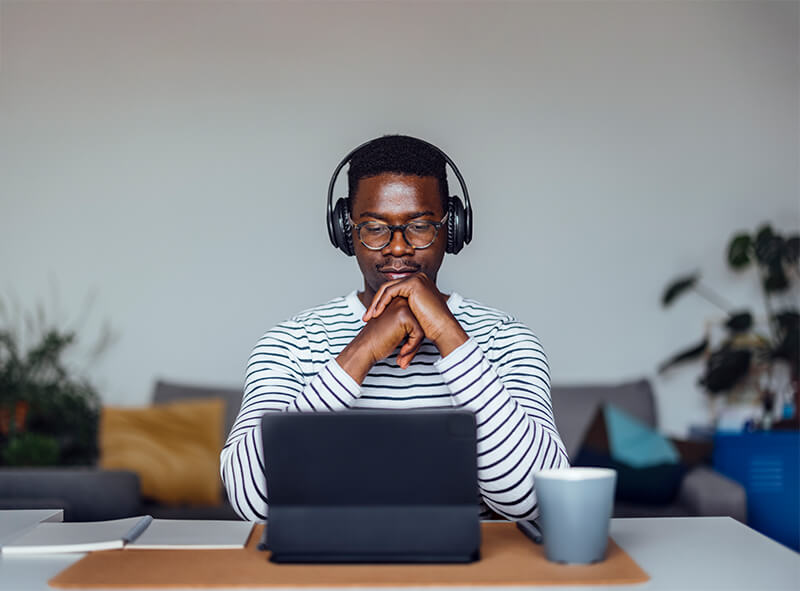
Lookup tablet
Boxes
[261,410,481,563]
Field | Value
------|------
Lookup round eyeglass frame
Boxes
[349,213,449,251]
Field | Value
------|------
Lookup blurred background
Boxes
[1,0,797,439]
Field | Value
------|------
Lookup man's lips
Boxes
[378,266,419,279]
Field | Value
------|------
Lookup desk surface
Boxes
[1,516,798,591]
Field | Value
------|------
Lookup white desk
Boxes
[1,516,798,591]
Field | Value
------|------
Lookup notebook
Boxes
[261,410,481,563]
[127,519,253,549]
[1,517,254,554]
[1,516,152,554]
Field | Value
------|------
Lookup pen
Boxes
[123,515,154,544]
[516,519,543,545]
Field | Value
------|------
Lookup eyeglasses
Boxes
[349,213,449,250]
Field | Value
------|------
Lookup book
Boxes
[1,516,152,555]
[1,516,254,555]
[126,519,253,549]
[0,509,64,548]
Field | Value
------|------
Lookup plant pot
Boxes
[0,401,29,436]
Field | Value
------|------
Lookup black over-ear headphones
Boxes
[326,136,473,256]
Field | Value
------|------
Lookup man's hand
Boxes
[336,298,425,384]
[362,273,468,358]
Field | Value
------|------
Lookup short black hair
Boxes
[347,135,449,210]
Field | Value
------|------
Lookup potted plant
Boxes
[660,223,799,429]
[0,305,109,466]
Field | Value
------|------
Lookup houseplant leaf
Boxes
[725,311,753,333]
[754,225,784,266]
[727,234,752,269]
[662,273,699,307]
[2,432,59,466]
[763,262,789,292]
[784,235,800,265]
[772,312,800,377]
[658,337,709,373]
[700,346,752,394]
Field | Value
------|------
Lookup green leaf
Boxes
[727,233,752,269]
[725,311,753,333]
[700,346,752,393]
[784,235,800,265]
[2,432,60,467]
[662,273,699,307]
[658,337,709,373]
[763,262,789,292]
[775,311,800,331]
[754,225,784,266]
[772,311,799,376]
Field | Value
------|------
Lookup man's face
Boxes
[350,173,447,303]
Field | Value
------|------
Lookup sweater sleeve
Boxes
[434,325,569,520]
[219,322,360,521]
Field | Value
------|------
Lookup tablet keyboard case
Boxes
[261,410,481,563]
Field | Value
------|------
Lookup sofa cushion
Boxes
[550,379,657,459]
[573,405,685,505]
[603,404,679,467]
[574,447,687,505]
[153,380,242,440]
[99,399,224,506]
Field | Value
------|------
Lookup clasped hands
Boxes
[337,273,469,384]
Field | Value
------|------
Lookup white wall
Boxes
[1,0,797,437]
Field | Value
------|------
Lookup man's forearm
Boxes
[435,337,569,520]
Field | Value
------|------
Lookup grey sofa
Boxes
[0,468,141,521]
[0,378,746,523]
[0,380,243,522]
[551,379,746,522]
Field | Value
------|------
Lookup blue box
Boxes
[713,431,800,551]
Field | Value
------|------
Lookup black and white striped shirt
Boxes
[220,291,569,522]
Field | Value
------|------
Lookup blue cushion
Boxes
[604,404,680,468]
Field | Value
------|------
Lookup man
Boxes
[220,135,568,521]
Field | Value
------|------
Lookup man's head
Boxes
[346,136,451,303]
[347,135,449,212]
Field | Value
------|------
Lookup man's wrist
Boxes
[433,323,469,358]
[336,338,374,384]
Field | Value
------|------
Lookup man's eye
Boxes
[410,223,431,232]
[363,225,386,235]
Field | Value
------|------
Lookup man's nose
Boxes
[383,228,414,256]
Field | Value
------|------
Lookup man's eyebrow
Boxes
[356,210,436,221]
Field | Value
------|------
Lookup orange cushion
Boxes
[99,398,224,505]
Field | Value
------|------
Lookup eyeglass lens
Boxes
[358,221,438,249]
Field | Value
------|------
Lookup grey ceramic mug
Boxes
[534,467,617,564]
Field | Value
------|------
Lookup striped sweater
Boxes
[220,291,569,521]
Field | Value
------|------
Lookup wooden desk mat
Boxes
[49,523,649,588]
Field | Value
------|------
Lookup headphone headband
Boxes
[326,136,472,251]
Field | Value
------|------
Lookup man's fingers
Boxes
[398,344,421,368]
[398,331,424,359]
[364,281,404,321]
[363,281,393,321]
[370,282,415,319]
[397,320,425,368]
[372,290,399,318]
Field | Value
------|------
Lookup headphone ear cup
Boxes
[332,198,355,256]
[447,196,465,255]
